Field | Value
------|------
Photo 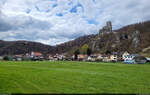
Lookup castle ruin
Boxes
[99,21,112,36]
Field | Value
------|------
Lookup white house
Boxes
[122,51,130,60]
[102,55,111,62]
[124,54,136,64]
[110,54,117,62]
[146,57,150,62]
[87,55,97,61]
[124,54,146,64]
[0,56,3,60]
[87,54,102,62]
[57,54,66,60]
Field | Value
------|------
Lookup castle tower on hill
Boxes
[99,21,112,36]
[107,21,112,32]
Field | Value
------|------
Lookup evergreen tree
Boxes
[74,49,80,60]
[87,48,92,56]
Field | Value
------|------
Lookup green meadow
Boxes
[0,61,150,94]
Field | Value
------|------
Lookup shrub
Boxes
[3,56,9,61]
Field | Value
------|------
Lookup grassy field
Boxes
[0,61,150,94]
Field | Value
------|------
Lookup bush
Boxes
[3,56,9,61]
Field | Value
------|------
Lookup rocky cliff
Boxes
[90,21,150,54]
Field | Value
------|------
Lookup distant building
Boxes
[146,58,150,62]
[14,55,23,61]
[97,54,103,60]
[48,54,54,60]
[102,55,111,62]
[31,52,43,57]
[78,54,88,61]
[0,56,3,60]
[23,53,32,61]
[122,51,130,60]
[87,55,97,62]
[87,54,103,62]
[124,54,137,64]
[110,54,118,62]
[124,54,146,64]
[30,52,44,61]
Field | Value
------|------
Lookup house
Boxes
[57,54,66,61]
[122,51,130,60]
[78,54,88,61]
[50,54,66,61]
[97,54,103,60]
[110,52,118,62]
[31,52,43,57]
[146,58,150,62]
[31,52,44,61]
[0,56,3,60]
[124,54,137,64]
[87,54,102,62]
[102,55,111,62]
[23,53,32,61]
[14,55,23,61]
[110,55,117,62]
[52,54,59,61]
[87,55,97,62]
[48,54,54,60]
[124,54,146,64]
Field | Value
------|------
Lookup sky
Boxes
[0,0,150,46]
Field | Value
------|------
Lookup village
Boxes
[0,21,150,64]
[0,51,150,64]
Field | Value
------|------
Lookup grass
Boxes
[0,61,150,94]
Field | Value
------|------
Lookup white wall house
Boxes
[124,54,136,64]
[0,56,3,60]
[146,58,150,62]
[122,51,130,60]
[110,55,117,62]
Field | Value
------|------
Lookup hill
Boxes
[54,34,97,54]
[0,20,150,56]
[0,40,54,56]
[55,20,150,55]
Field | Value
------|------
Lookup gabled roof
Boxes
[119,51,130,56]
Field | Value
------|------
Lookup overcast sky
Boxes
[0,0,150,45]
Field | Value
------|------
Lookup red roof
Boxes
[78,54,87,59]
[33,52,43,56]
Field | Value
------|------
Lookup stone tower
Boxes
[106,21,112,32]
[99,21,112,36]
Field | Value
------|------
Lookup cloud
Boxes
[0,0,150,45]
